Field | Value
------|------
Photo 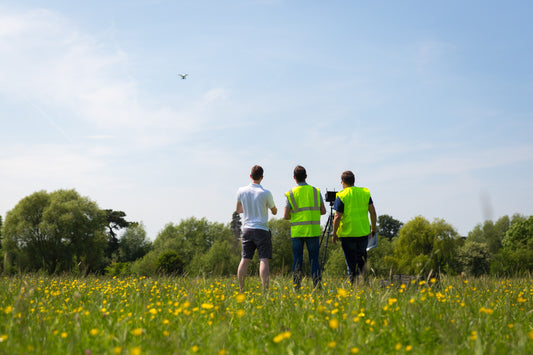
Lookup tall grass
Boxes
[0,274,531,354]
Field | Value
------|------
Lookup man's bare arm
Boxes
[331,212,342,245]
[283,207,291,220]
[236,201,243,214]
[369,203,377,234]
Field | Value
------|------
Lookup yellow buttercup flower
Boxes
[131,328,143,336]
[329,318,339,329]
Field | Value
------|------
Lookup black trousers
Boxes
[340,235,369,283]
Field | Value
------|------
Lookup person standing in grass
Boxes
[331,170,377,284]
[236,165,277,293]
[284,165,326,289]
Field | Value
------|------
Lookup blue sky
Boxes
[1,0,532,239]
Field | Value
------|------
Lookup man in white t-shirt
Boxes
[236,165,277,292]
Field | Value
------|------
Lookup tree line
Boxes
[1,189,532,277]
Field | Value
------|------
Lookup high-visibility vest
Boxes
[336,186,371,237]
[285,185,322,237]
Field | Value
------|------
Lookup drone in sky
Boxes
[178,73,188,79]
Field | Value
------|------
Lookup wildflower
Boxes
[350,347,359,354]
[3,306,13,314]
[406,345,413,351]
[90,329,99,336]
[0,335,7,342]
[113,347,122,354]
[191,345,199,352]
[273,331,291,343]
[236,309,245,318]
[131,347,142,355]
[337,288,348,297]
[479,307,494,315]
[469,331,477,340]
[218,350,227,355]
[395,342,402,350]
[236,294,246,303]
[61,332,68,338]
[149,308,157,315]
[327,341,336,348]
[329,319,339,329]
[388,298,397,306]
[131,328,143,336]
[201,303,214,309]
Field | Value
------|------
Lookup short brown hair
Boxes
[251,165,264,180]
[293,165,307,182]
[341,171,355,186]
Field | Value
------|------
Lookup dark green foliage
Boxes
[391,216,460,276]
[499,215,533,274]
[467,215,512,255]
[133,217,238,276]
[190,240,240,276]
[118,222,152,262]
[104,209,133,260]
[230,211,242,241]
[457,241,491,276]
[378,214,403,240]
[2,189,107,274]
[105,262,131,276]
[157,250,184,275]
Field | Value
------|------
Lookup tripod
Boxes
[319,201,335,270]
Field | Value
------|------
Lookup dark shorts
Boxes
[241,228,272,260]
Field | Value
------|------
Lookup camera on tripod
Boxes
[325,190,337,204]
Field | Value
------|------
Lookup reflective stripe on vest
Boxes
[285,185,322,237]
[336,186,371,237]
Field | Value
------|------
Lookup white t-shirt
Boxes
[236,183,276,231]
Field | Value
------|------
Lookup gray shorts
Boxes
[241,228,272,259]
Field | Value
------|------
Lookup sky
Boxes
[1,0,532,239]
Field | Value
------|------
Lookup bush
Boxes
[105,262,131,277]
[157,250,184,275]
[457,241,491,276]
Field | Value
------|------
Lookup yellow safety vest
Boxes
[285,185,322,237]
[336,186,371,237]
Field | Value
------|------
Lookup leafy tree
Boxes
[500,215,533,273]
[392,216,460,275]
[2,189,107,274]
[230,211,242,242]
[118,222,152,262]
[457,241,491,276]
[467,215,511,255]
[103,209,133,260]
[378,215,403,240]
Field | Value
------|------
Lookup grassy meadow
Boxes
[0,274,531,354]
